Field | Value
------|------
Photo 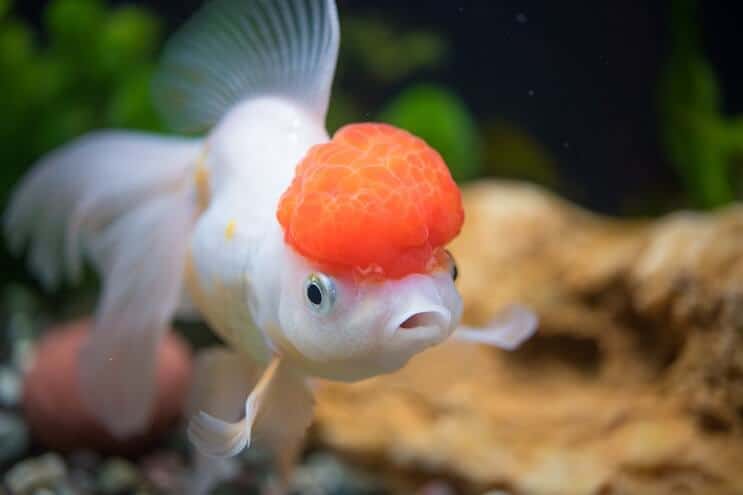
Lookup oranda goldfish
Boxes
[5,0,537,491]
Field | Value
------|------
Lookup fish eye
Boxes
[445,250,458,281]
[304,273,336,315]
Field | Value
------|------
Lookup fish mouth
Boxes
[399,310,450,330]
[389,306,451,339]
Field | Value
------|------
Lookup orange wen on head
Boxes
[277,123,464,280]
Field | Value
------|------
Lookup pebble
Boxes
[0,365,21,407]
[141,451,186,494]
[67,450,101,472]
[68,468,97,495]
[3,286,42,372]
[0,411,29,465]
[419,481,457,495]
[4,453,67,495]
[65,450,100,493]
[289,452,386,495]
[97,458,141,494]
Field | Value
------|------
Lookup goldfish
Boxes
[5,0,537,489]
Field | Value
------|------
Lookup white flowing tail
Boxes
[4,0,342,444]
[5,131,201,437]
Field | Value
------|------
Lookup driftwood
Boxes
[311,181,743,495]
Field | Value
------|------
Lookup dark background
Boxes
[9,0,743,213]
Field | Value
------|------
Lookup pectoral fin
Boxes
[186,347,264,459]
[454,304,538,350]
[252,359,314,483]
[188,357,313,461]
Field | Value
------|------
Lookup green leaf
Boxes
[341,16,449,84]
[106,66,164,131]
[658,0,736,208]
[481,121,559,188]
[0,19,34,69]
[97,6,160,77]
[46,0,105,55]
[0,0,11,19]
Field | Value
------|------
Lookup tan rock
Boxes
[312,181,743,495]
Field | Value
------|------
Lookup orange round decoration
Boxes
[277,123,464,279]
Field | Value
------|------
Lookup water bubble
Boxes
[516,12,528,24]
[527,89,535,97]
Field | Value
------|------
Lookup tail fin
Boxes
[152,0,340,133]
[5,131,201,437]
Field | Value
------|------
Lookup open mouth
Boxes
[399,311,448,330]
[396,308,450,333]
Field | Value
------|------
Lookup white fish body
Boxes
[4,0,538,487]
[186,97,329,365]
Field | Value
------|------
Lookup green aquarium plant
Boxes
[0,0,165,285]
[339,15,449,84]
[327,14,450,133]
[660,0,743,209]
[0,0,164,207]
[379,84,483,182]
[482,121,559,189]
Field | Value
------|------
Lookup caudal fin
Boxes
[5,131,201,437]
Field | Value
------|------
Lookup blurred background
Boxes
[5,0,743,216]
[2,0,743,492]
[0,0,740,284]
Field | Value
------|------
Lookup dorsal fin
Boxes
[152,0,340,133]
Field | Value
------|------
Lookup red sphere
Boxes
[22,319,193,455]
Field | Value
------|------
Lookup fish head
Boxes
[275,248,462,380]
[274,122,465,380]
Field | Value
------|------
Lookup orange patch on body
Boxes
[194,155,210,211]
[224,220,236,240]
[277,123,464,279]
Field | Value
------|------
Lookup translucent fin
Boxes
[4,131,202,437]
[4,132,199,289]
[454,304,539,350]
[187,347,264,420]
[152,0,340,132]
[186,347,264,457]
[188,358,313,462]
[187,357,277,458]
[188,409,252,458]
[185,348,264,494]
[252,359,314,484]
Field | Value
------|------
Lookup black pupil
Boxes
[446,250,458,281]
[307,283,323,305]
